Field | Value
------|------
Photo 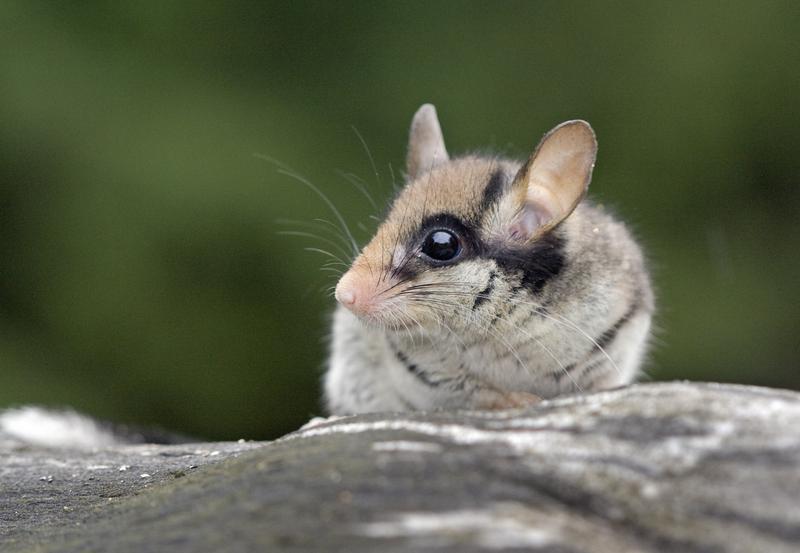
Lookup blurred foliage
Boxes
[1,1,798,439]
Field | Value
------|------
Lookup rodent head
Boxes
[335,104,597,331]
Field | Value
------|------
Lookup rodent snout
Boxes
[335,270,375,317]
[336,287,357,307]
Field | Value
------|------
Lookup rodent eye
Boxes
[421,230,461,262]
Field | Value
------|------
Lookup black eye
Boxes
[421,230,461,262]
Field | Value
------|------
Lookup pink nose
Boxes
[335,272,373,316]
[336,287,357,307]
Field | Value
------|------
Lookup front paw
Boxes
[472,389,542,410]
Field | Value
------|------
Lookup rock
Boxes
[2,382,799,552]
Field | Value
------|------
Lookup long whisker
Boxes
[446,300,580,393]
[276,218,353,255]
[385,198,415,283]
[258,154,358,258]
[252,153,292,171]
[389,172,432,280]
[420,300,535,384]
[337,170,380,213]
[375,276,415,299]
[278,230,353,261]
[274,168,360,257]
[351,126,383,191]
[303,247,350,266]
[388,162,400,194]
[397,285,619,377]
[535,309,622,378]
[321,284,338,297]
[398,284,613,388]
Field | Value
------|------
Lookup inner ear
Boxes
[508,120,597,241]
[406,104,449,180]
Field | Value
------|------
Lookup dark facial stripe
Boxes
[594,303,639,352]
[392,345,440,388]
[491,231,566,295]
[415,212,481,251]
[471,271,497,311]
[394,212,481,280]
[551,304,639,386]
[394,211,566,300]
[478,169,506,216]
[552,357,603,385]
[552,362,577,385]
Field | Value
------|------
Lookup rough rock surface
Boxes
[2,382,799,552]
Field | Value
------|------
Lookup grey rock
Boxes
[2,382,799,552]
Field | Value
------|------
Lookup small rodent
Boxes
[325,104,653,414]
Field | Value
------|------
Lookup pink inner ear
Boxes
[508,202,554,241]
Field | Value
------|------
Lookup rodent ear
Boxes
[406,104,449,180]
[508,120,596,241]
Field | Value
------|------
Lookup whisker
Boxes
[303,247,350,266]
[322,284,338,295]
[386,199,413,283]
[278,230,353,261]
[388,162,399,194]
[397,285,618,376]
[398,285,617,391]
[376,276,414,298]
[337,170,380,213]
[351,126,383,191]
[276,218,353,253]
[275,168,360,257]
[390,175,432,280]
[260,156,358,262]
[535,309,621,378]
[253,153,292,171]
[423,301,534,383]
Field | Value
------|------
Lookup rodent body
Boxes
[325,105,653,414]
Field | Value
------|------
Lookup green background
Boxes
[2,2,798,440]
